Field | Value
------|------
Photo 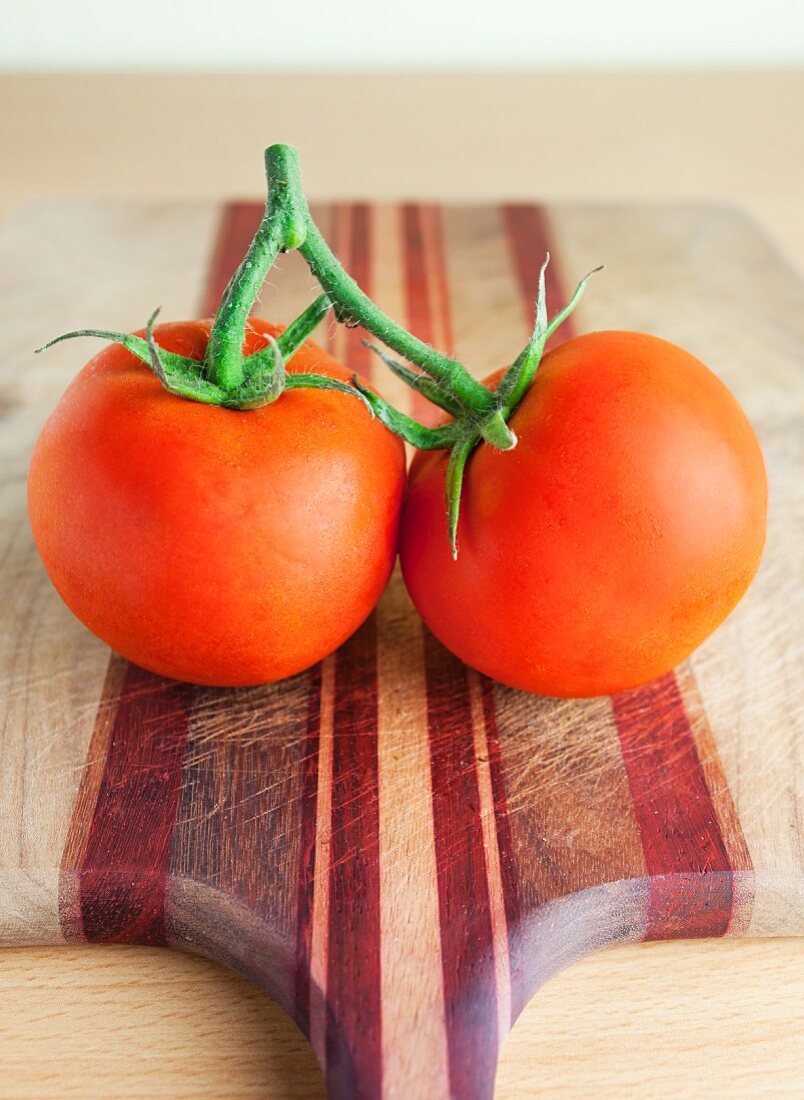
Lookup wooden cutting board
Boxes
[1,199,802,1100]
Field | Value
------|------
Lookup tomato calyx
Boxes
[36,295,375,414]
[204,146,497,417]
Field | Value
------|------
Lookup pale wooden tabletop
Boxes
[1,71,803,1098]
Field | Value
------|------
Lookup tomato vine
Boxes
[38,143,601,555]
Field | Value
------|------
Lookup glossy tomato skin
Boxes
[28,319,406,686]
[400,331,767,697]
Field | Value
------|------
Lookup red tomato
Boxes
[28,319,405,686]
[400,331,767,697]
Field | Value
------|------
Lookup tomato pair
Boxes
[29,321,766,697]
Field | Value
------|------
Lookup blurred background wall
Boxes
[2,0,804,68]
[1,1,803,263]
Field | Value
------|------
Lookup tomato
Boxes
[400,331,767,697]
[28,319,405,686]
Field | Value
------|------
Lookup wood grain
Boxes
[1,940,802,1098]
[1,196,803,1098]
[3,71,804,1098]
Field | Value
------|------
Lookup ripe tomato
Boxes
[28,319,405,686]
[400,331,767,697]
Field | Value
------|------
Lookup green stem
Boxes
[205,144,309,391]
[203,142,496,419]
[207,146,497,415]
[479,409,517,450]
[205,218,283,391]
[298,218,493,414]
[206,143,496,413]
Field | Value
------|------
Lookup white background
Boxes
[2,0,804,69]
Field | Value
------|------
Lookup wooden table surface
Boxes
[1,71,803,1098]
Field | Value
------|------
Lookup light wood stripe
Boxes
[376,578,450,1097]
[421,205,453,360]
[60,658,128,876]
[373,201,450,1098]
[420,203,500,1097]
[305,204,340,1071]
[419,204,453,424]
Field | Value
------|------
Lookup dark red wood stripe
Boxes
[293,208,382,1054]
[326,202,375,384]
[293,212,337,1035]
[198,201,264,318]
[325,615,383,1100]
[78,663,193,944]
[294,661,323,1032]
[315,203,383,1097]
[425,634,499,1100]
[612,674,733,939]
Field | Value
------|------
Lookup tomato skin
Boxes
[28,319,406,686]
[400,331,767,697]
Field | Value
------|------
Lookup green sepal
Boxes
[277,294,331,358]
[141,308,226,404]
[445,434,477,560]
[495,258,603,413]
[350,376,460,450]
[362,340,465,418]
[284,371,375,415]
[494,255,551,410]
[543,264,604,343]
[476,408,517,450]
[36,321,207,385]
[36,306,372,414]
